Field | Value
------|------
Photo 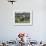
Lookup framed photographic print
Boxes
[13,10,33,26]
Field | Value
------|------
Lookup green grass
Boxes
[15,16,30,23]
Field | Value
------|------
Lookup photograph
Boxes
[14,11,32,25]
[15,12,30,23]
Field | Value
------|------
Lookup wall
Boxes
[0,0,46,41]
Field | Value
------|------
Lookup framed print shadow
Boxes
[13,10,33,26]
